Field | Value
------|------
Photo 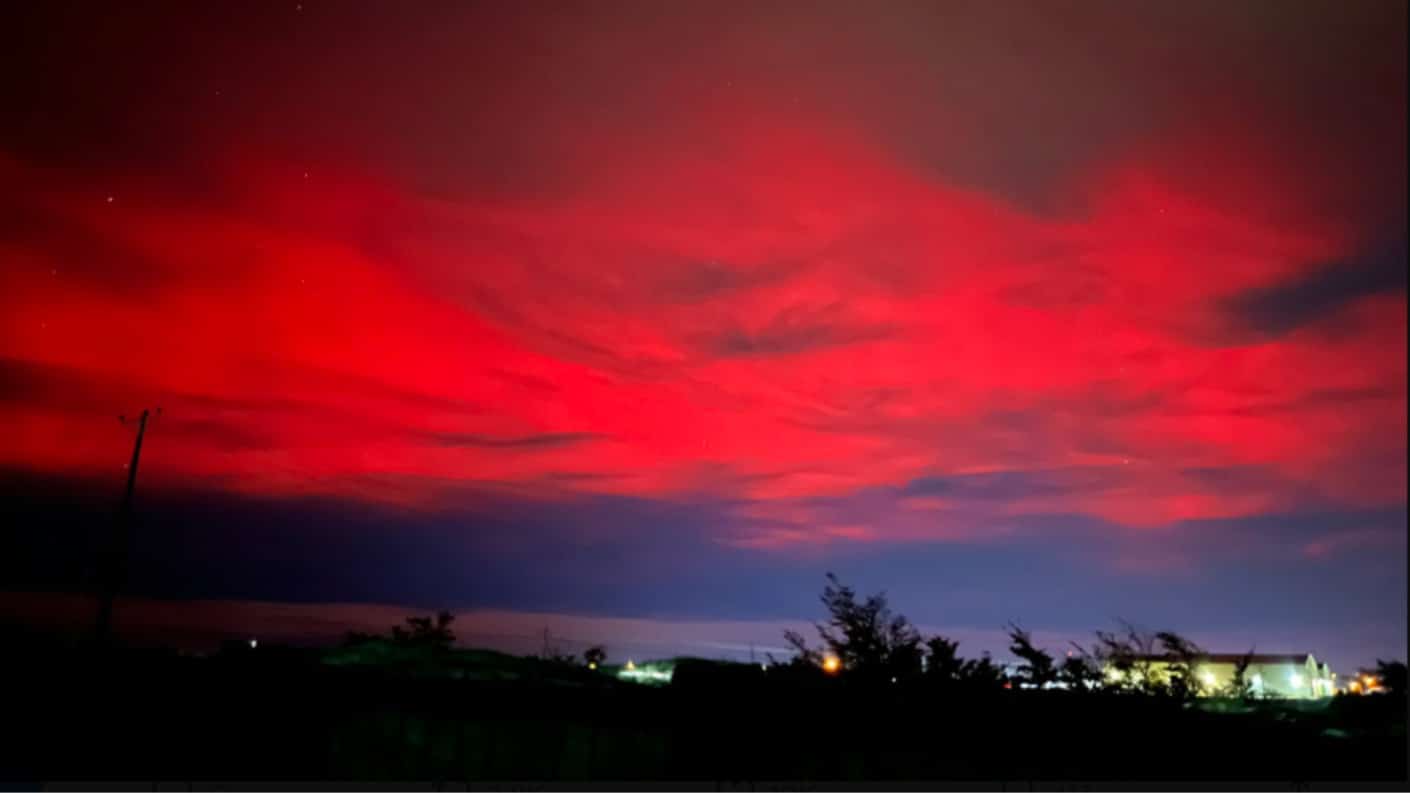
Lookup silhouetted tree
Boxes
[392,611,456,649]
[1007,623,1057,689]
[1223,649,1256,700]
[584,645,606,668]
[918,635,1009,691]
[783,630,822,667]
[1156,631,1204,700]
[961,652,1009,690]
[924,636,965,684]
[342,611,457,650]
[785,573,923,682]
[1375,659,1407,696]
[1058,644,1103,692]
[888,637,925,682]
[1093,621,1161,694]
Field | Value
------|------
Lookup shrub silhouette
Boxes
[1087,622,1205,698]
[957,652,1008,691]
[1376,659,1407,696]
[785,574,1023,693]
[923,635,964,683]
[1155,630,1205,700]
[784,572,923,683]
[919,636,1007,690]
[1006,623,1057,689]
[1092,621,1162,694]
[1223,648,1257,700]
[343,611,456,650]
[396,611,456,648]
[1058,645,1104,692]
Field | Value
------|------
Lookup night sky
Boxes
[2,1,1406,672]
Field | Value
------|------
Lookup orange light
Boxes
[1349,681,1361,692]
[822,655,841,674]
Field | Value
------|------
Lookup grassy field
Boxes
[4,637,1405,785]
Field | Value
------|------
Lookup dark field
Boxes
[4,637,1406,787]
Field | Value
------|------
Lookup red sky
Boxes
[2,1,1406,669]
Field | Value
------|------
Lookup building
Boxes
[1104,653,1335,699]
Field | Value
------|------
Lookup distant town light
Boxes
[1200,670,1216,687]
[587,661,597,670]
[617,663,673,684]
[249,638,258,649]
[625,659,635,671]
[822,655,841,674]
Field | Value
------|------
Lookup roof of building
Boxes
[1125,653,1315,665]
[1204,653,1315,665]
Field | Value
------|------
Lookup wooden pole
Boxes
[94,408,151,645]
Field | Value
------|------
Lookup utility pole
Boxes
[94,408,158,646]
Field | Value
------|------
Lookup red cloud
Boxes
[1,96,1403,548]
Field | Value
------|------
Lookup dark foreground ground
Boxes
[4,636,1406,787]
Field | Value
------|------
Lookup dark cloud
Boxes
[899,467,1122,502]
[700,303,893,358]
[430,431,603,450]
[899,476,951,497]
[0,195,178,297]
[4,466,1402,670]
[487,368,561,393]
[3,0,1402,219]
[0,357,93,406]
[1222,236,1408,337]
[651,259,786,304]
[1178,385,1408,420]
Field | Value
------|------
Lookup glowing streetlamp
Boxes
[822,655,841,675]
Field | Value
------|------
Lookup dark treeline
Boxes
[5,633,1405,783]
[780,573,1408,701]
[2,577,1405,784]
